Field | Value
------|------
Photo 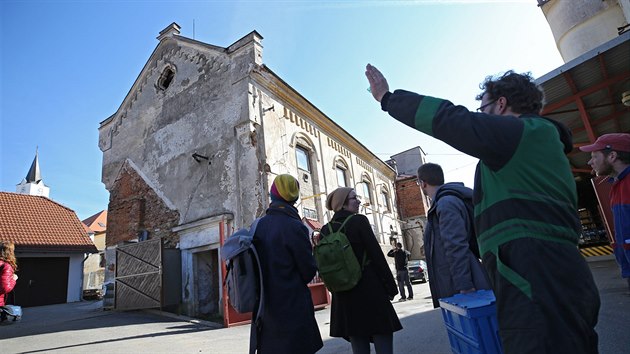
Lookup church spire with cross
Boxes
[16,148,50,198]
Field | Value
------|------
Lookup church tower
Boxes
[16,149,50,198]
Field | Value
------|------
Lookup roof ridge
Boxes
[0,191,77,214]
[0,192,97,253]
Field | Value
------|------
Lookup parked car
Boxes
[408,260,427,283]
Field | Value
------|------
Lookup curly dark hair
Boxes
[475,70,544,115]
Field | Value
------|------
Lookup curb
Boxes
[585,254,615,263]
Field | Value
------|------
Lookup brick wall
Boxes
[107,163,180,248]
[395,176,428,219]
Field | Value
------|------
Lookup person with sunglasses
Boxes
[365,64,600,354]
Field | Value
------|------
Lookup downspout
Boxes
[81,253,89,301]
[255,86,270,215]
[317,131,329,222]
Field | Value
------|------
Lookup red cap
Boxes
[579,133,630,153]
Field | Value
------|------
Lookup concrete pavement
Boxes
[1,256,628,353]
[1,280,446,353]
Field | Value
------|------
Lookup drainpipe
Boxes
[81,253,89,301]
[317,132,328,221]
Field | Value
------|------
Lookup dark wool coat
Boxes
[253,201,323,354]
[320,210,402,338]
[0,260,17,307]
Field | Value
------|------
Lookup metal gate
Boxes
[115,238,162,310]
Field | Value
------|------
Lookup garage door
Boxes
[12,257,69,307]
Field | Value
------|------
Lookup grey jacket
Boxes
[424,182,491,308]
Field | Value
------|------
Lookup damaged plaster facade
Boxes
[99,23,401,318]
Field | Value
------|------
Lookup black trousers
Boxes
[482,238,600,354]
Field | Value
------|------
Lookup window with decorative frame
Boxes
[380,189,391,212]
[359,180,373,205]
[336,166,347,187]
[296,146,310,172]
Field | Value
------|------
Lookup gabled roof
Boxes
[82,210,107,233]
[0,192,97,253]
[82,222,93,234]
[100,24,261,128]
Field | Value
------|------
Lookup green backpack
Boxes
[314,215,366,292]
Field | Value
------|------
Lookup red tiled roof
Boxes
[303,218,323,231]
[82,222,93,234]
[0,192,97,253]
[82,210,107,233]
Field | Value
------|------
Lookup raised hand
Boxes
[365,64,390,102]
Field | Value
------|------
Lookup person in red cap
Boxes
[580,133,630,293]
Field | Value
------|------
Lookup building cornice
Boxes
[250,65,395,179]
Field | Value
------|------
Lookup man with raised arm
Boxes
[365,64,600,354]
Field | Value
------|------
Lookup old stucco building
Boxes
[99,23,401,318]
[387,146,431,261]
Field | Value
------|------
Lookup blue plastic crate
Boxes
[439,290,503,354]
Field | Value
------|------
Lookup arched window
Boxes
[296,145,310,172]
[333,156,349,188]
[357,177,373,206]
[157,66,175,91]
[380,189,391,212]
[290,132,319,163]
[336,166,347,187]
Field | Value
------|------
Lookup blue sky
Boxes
[0,0,564,221]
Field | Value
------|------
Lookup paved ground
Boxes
[1,255,628,353]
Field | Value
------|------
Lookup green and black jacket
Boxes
[382,90,581,298]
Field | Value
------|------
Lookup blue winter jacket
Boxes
[424,182,491,308]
